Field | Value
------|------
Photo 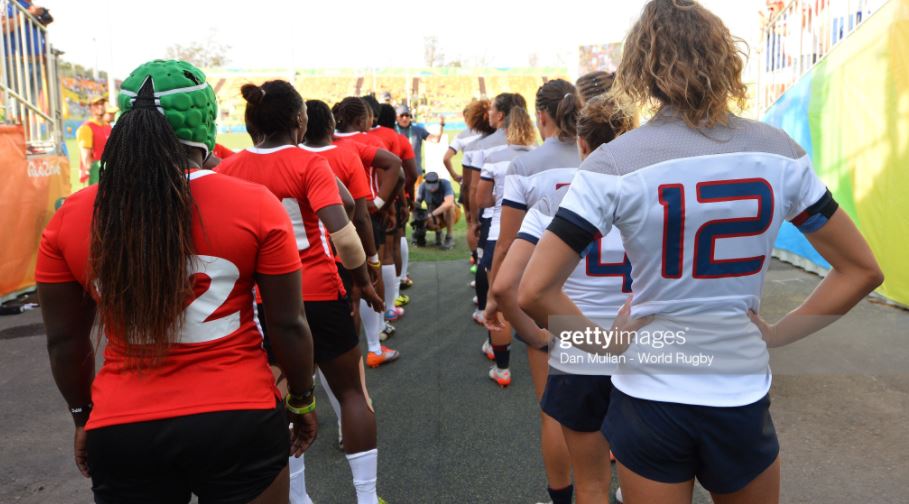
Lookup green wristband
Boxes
[285,394,316,415]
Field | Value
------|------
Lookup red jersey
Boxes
[35,170,301,430]
[217,146,345,301]
[299,144,371,200]
[367,126,402,156]
[334,131,388,199]
[397,132,416,161]
[213,143,235,160]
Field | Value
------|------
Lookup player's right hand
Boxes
[360,284,385,313]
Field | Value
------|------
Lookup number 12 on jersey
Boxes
[658,178,774,280]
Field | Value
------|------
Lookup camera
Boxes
[34,7,53,26]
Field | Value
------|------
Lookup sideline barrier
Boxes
[0,125,70,300]
[763,0,909,306]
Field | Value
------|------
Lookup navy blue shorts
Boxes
[480,239,496,271]
[540,373,613,432]
[603,388,779,494]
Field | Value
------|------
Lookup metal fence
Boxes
[756,0,889,114]
[0,0,62,152]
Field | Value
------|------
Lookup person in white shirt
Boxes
[519,1,883,502]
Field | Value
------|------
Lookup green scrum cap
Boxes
[118,60,218,157]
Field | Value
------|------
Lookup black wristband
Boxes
[70,403,92,427]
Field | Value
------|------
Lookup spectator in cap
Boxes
[395,104,444,173]
[103,104,118,125]
[415,171,456,248]
[75,95,112,185]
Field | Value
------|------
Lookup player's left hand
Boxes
[73,426,89,478]
[748,309,778,346]
[484,299,505,331]
[610,296,654,336]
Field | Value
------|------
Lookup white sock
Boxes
[289,454,313,504]
[346,449,379,504]
[382,265,397,310]
[360,299,382,354]
[400,237,410,279]
[318,368,342,420]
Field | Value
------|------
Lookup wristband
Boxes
[368,254,380,263]
[373,197,386,210]
[70,403,93,426]
[285,394,316,415]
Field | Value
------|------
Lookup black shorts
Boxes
[603,388,779,494]
[395,198,408,231]
[540,374,613,432]
[306,297,359,364]
[87,401,288,504]
[371,213,385,247]
[336,262,353,295]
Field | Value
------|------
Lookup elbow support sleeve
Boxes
[330,221,367,270]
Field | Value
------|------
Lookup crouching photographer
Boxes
[413,172,455,249]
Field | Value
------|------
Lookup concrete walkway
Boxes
[1,260,907,503]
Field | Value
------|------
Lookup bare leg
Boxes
[615,461,694,504]
[562,427,611,504]
[710,457,780,504]
[528,347,572,490]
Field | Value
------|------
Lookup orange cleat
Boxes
[488,366,511,387]
[367,346,400,368]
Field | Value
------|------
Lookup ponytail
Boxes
[535,79,580,141]
[505,106,536,146]
[90,97,196,366]
[577,94,636,151]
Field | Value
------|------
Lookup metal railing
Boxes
[0,0,62,152]
[756,0,888,114]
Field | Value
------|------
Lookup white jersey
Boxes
[464,129,508,220]
[481,145,533,241]
[551,110,837,407]
[502,137,580,213]
[519,187,629,374]
[449,128,482,153]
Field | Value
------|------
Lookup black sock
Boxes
[492,343,510,369]
[548,485,573,504]
[475,265,489,310]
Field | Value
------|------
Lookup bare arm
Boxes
[402,157,419,196]
[80,148,93,171]
[487,206,526,306]
[432,194,455,217]
[256,271,314,396]
[318,204,384,311]
[491,239,550,348]
[353,198,377,258]
[39,282,96,423]
[442,148,462,182]
[372,149,404,204]
[752,209,884,347]
[336,178,355,220]
[256,270,318,454]
[475,178,495,210]
[518,231,630,356]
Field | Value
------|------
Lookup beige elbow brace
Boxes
[330,221,367,270]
